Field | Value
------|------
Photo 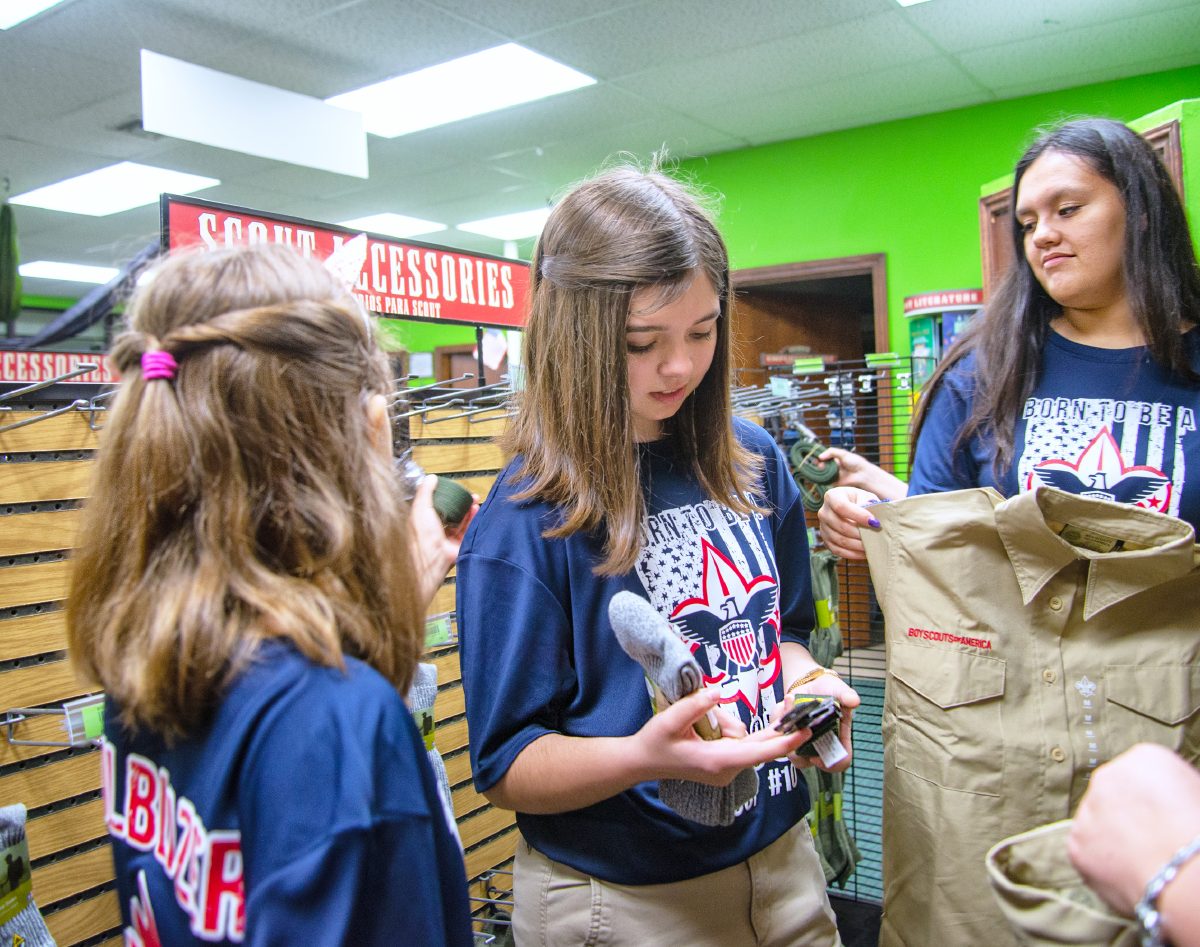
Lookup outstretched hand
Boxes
[817,486,882,560]
[817,447,908,499]
[774,676,861,773]
[634,689,809,787]
[409,475,479,609]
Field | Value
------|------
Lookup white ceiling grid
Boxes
[1,0,1198,298]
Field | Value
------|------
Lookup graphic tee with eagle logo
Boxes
[910,328,1200,532]
[456,418,817,885]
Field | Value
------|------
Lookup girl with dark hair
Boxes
[68,244,474,945]
[457,164,856,945]
[820,116,1200,558]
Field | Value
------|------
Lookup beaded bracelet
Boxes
[1135,830,1200,947]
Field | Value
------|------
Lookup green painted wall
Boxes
[682,64,1200,356]
[375,317,481,386]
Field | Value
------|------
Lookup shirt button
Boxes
[1042,669,1057,683]
[1049,596,1064,611]
[1050,746,1067,762]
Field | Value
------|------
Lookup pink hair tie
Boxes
[141,350,178,381]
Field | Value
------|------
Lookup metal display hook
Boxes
[0,398,90,435]
[0,362,99,404]
[3,694,106,748]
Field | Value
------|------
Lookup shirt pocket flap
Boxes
[1105,665,1200,726]
[891,645,1006,709]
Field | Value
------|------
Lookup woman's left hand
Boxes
[410,475,478,609]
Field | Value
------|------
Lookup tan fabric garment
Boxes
[860,486,1200,947]
[986,820,1138,947]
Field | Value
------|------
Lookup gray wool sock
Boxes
[660,767,759,827]
[608,591,702,703]
[608,591,758,826]
[0,804,55,947]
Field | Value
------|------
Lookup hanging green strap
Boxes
[789,436,839,512]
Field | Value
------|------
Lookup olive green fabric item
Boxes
[804,767,862,888]
[807,548,843,668]
[801,547,859,887]
[986,820,1138,946]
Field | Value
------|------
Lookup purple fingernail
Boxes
[867,516,881,528]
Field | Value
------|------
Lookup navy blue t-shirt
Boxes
[910,327,1200,532]
[456,417,815,885]
[102,641,472,946]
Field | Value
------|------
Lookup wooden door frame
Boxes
[730,252,889,351]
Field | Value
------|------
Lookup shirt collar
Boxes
[994,486,1198,620]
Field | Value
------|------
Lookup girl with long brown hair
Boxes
[457,164,857,945]
[68,244,473,945]
[819,117,1200,557]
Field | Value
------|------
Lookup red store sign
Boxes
[163,195,531,329]
[0,350,117,385]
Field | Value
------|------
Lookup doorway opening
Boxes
[730,253,887,384]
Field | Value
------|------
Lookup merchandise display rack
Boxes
[0,193,531,944]
[736,355,916,904]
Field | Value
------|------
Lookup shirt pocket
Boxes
[887,644,1007,796]
[1104,664,1200,758]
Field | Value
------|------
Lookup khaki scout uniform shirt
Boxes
[860,486,1200,947]
[985,820,1138,946]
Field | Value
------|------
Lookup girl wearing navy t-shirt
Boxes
[820,117,1200,558]
[67,245,473,945]
[457,165,858,945]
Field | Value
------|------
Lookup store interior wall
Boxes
[685,62,1200,355]
[13,64,1199,370]
[383,61,1200,371]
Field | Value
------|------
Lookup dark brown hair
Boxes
[914,117,1200,476]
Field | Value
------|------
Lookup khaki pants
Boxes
[512,823,842,946]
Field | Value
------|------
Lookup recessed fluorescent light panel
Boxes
[894,0,933,6]
[141,50,368,178]
[11,162,219,216]
[457,208,552,241]
[338,213,447,239]
[327,43,595,138]
[0,0,68,30]
[19,261,120,284]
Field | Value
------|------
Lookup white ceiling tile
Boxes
[266,0,506,92]
[699,57,987,145]
[958,5,1200,90]
[906,0,1200,54]
[386,84,662,163]
[527,0,886,79]
[989,51,1200,104]
[0,39,132,125]
[609,11,944,114]
[419,0,646,39]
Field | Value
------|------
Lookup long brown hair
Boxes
[67,244,423,740]
[503,163,762,575]
[914,117,1200,477]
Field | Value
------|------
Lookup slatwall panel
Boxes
[0,407,117,945]
[0,397,513,945]
[408,404,516,941]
